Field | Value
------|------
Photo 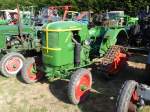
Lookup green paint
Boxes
[0,24,39,52]
[0,19,9,25]
[99,28,128,56]
[41,19,130,79]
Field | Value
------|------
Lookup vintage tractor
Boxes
[38,5,93,25]
[93,11,138,27]
[38,5,74,25]
[0,6,93,79]
[116,9,150,112]
[0,9,32,25]
[0,6,43,78]
[20,19,129,104]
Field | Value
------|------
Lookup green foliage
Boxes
[0,0,150,15]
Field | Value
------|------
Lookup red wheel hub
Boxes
[128,89,139,112]
[75,74,91,101]
[27,63,43,81]
[131,90,139,103]
[107,51,128,75]
[5,57,23,74]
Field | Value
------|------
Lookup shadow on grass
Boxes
[16,73,49,84]
[47,71,119,112]
[48,56,150,112]
[49,79,70,104]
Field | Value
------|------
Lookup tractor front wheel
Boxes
[21,57,44,84]
[0,52,25,77]
[68,68,92,104]
[116,80,139,112]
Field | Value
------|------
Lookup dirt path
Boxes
[0,53,148,112]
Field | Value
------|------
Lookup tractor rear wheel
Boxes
[116,80,139,112]
[106,47,127,77]
[21,57,44,84]
[0,52,25,77]
[100,45,128,79]
[68,68,92,104]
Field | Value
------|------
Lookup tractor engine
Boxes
[6,34,33,50]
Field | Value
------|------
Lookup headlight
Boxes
[6,36,11,41]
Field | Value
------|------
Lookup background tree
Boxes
[0,0,150,16]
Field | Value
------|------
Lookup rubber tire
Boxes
[0,52,25,77]
[103,47,127,80]
[116,80,138,112]
[21,57,43,84]
[68,68,92,105]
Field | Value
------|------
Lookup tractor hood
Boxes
[0,19,9,25]
[42,21,90,67]
[42,21,82,31]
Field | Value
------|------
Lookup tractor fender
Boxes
[99,28,128,56]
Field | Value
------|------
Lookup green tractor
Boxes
[0,24,42,77]
[0,6,42,78]
[21,20,129,104]
[0,6,92,79]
